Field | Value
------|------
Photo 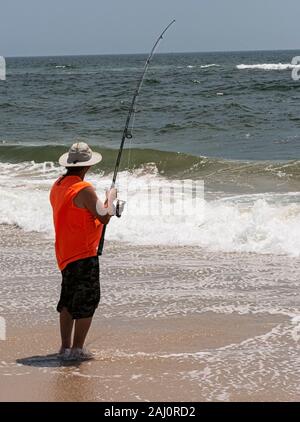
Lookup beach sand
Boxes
[0,225,299,402]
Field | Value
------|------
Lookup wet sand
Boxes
[0,313,286,402]
[0,225,299,401]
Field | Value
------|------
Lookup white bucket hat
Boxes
[59,142,102,167]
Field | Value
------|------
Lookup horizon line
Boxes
[4,47,300,59]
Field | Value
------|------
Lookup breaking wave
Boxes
[237,63,300,71]
[1,158,300,256]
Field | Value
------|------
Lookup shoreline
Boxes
[0,224,299,401]
[0,313,287,402]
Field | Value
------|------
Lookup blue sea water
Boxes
[1,50,300,161]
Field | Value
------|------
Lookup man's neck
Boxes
[67,172,85,180]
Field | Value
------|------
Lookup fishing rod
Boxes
[98,19,176,256]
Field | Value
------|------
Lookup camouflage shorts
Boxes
[57,256,100,319]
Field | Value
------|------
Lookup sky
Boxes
[1,0,300,57]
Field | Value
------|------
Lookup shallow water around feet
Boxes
[0,225,299,401]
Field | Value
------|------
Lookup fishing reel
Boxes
[116,200,126,218]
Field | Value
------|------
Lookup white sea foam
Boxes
[200,64,220,69]
[187,64,220,69]
[1,161,300,256]
[237,63,300,70]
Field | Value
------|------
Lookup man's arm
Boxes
[74,186,116,225]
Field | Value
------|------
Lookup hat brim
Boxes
[58,152,102,167]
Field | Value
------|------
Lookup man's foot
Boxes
[68,348,95,361]
[58,347,71,360]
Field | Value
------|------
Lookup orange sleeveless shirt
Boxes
[50,175,103,270]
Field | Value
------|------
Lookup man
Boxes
[50,142,119,360]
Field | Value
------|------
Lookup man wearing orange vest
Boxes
[50,142,120,360]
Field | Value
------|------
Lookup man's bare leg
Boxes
[72,317,93,349]
[59,307,74,352]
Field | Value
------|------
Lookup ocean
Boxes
[1,51,300,401]
[1,50,300,254]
